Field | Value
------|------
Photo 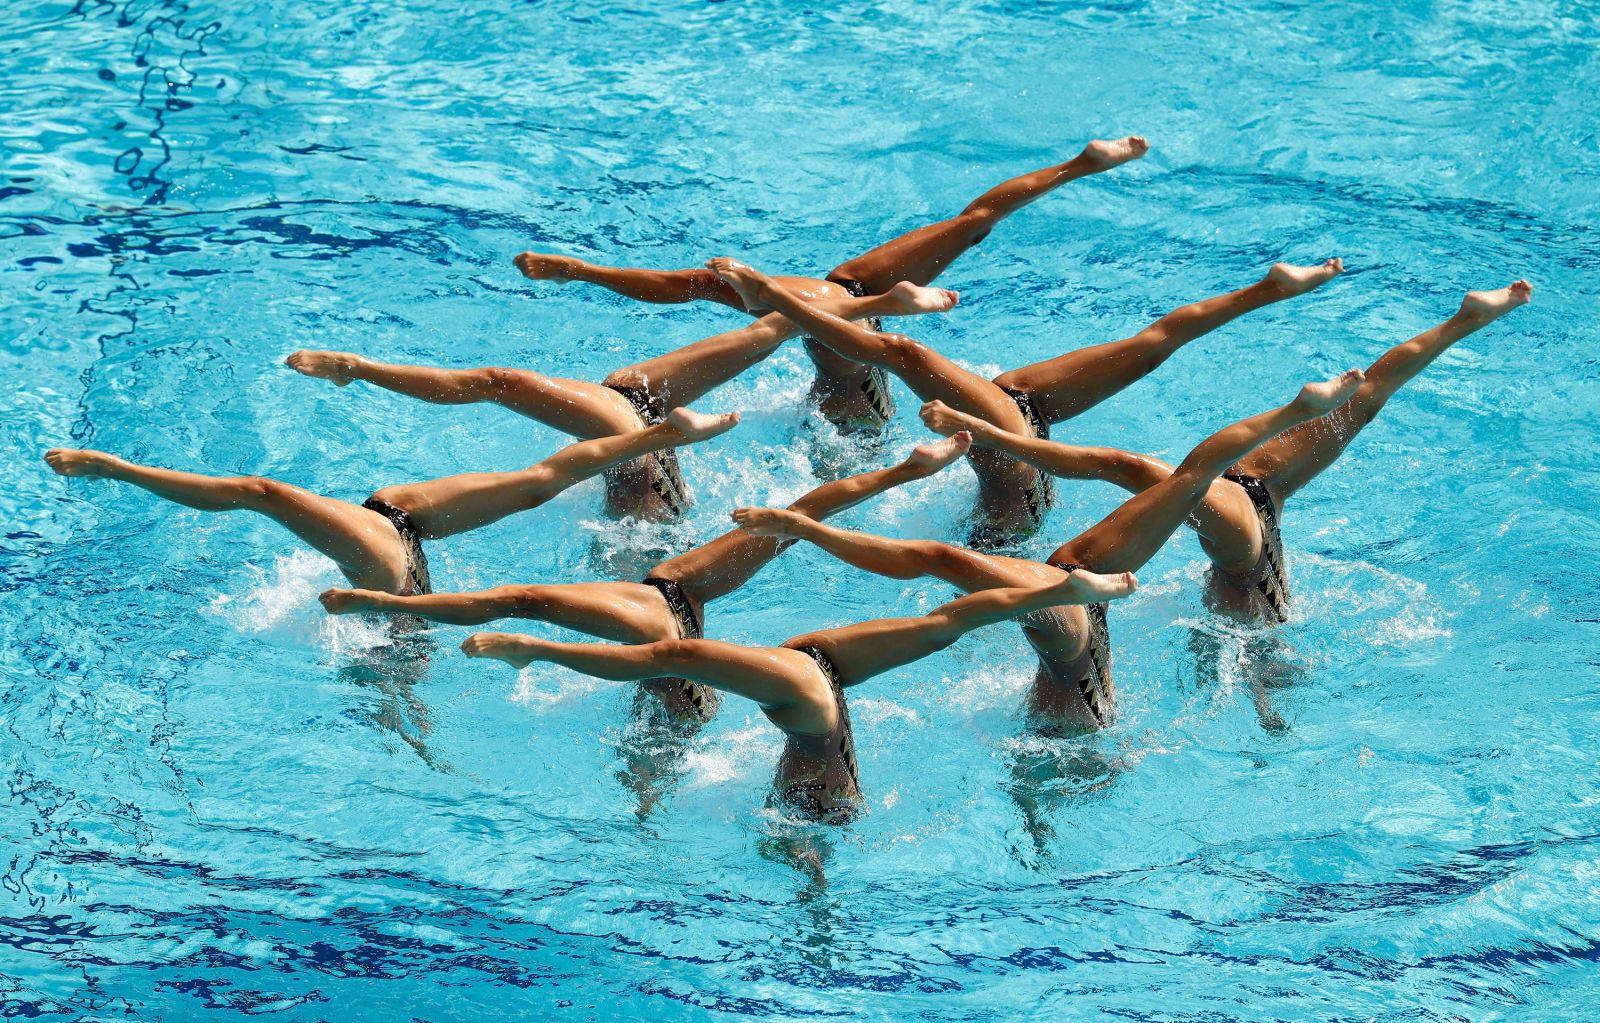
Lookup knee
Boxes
[880,332,931,370]
[1163,467,1218,506]
[954,208,997,240]
[652,637,700,663]
[503,584,549,612]
[238,476,283,503]
[915,540,967,577]
[1109,450,1171,492]
[478,367,528,395]
[1346,393,1383,429]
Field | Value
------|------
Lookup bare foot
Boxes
[44,448,121,478]
[1293,369,1365,413]
[1051,567,1139,604]
[920,399,988,438]
[885,281,960,315]
[1459,280,1533,323]
[320,588,382,615]
[286,350,360,386]
[513,252,577,281]
[1265,258,1344,298]
[663,408,741,442]
[730,506,810,538]
[705,257,769,310]
[461,632,540,668]
[1079,136,1149,171]
[905,431,972,474]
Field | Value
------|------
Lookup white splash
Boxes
[678,720,780,790]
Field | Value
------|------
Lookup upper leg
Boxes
[911,541,1058,592]
[876,333,1026,428]
[784,611,972,688]
[992,327,1167,423]
[1230,400,1372,503]
[519,581,678,644]
[476,368,643,438]
[250,479,412,590]
[1049,468,1214,575]
[648,529,782,609]
[829,211,992,292]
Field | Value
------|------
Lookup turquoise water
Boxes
[4,0,1599,1019]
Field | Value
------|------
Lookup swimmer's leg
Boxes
[513,252,834,313]
[362,409,739,538]
[1048,371,1364,573]
[709,260,1024,430]
[42,449,409,591]
[463,633,820,714]
[321,582,676,644]
[602,283,958,410]
[1232,281,1533,502]
[285,352,644,439]
[995,260,1345,423]
[828,137,1150,291]
[734,509,1057,592]
[649,432,972,607]
[784,571,1138,687]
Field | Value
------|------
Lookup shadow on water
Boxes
[1185,616,1309,734]
[1003,728,1124,865]
[334,623,447,771]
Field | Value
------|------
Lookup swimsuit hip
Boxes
[361,497,431,596]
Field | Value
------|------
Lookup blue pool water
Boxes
[4,1,1599,1019]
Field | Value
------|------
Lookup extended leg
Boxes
[363,409,738,537]
[733,508,1057,592]
[459,575,1136,726]
[43,449,409,590]
[513,251,845,313]
[994,260,1345,423]
[1232,282,1533,501]
[828,138,1149,291]
[285,352,643,439]
[320,581,675,644]
[602,283,959,410]
[650,433,972,606]
[1049,372,1364,573]
[462,633,820,714]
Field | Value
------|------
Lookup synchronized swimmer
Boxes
[43,136,1535,826]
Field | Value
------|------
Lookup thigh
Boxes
[921,544,1061,592]
[534,581,679,643]
[649,529,784,608]
[488,369,644,438]
[785,614,960,688]
[829,212,990,292]
[1048,469,1211,575]
[889,336,1031,432]
[992,333,1150,423]
[267,484,412,588]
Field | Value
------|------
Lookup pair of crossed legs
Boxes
[707,255,1347,542]
[284,282,958,520]
[513,137,1151,428]
[43,408,740,594]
